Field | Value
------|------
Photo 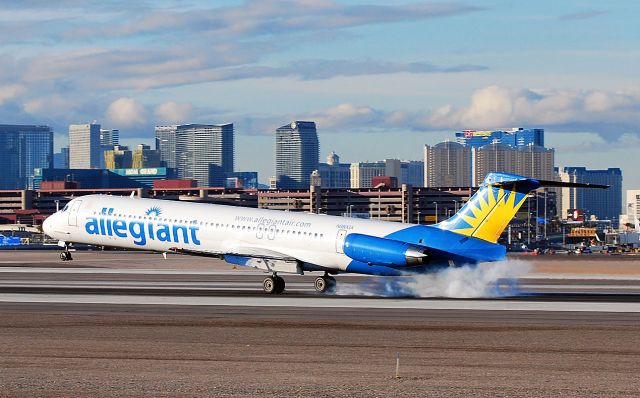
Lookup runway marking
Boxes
[0,293,639,313]
[2,268,640,282]
[524,273,640,281]
[0,267,263,275]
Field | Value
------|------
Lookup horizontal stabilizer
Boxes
[531,179,609,189]
[484,173,609,190]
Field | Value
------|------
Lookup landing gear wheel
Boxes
[314,275,336,293]
[274,276,285,294]
[263,276,277,294]
[60,251,72,261]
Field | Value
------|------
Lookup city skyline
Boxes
[0,1,638,189]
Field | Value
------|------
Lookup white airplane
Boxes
[42,172,606,294]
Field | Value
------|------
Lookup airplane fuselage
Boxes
[43,194,505,277]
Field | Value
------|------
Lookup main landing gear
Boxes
[263,274,285,294]
[261,273,337,294]
[314,273,336,294]
[59,245,73,262]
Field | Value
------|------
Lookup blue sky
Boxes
[0,1,638,188]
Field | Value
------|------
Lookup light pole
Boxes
[543,189,547,240]
[54,200,59,212]
[452,199,458,214]
[527,194,531,246]
[432,201,438,223]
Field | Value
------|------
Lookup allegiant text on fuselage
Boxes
[85,211,201,246]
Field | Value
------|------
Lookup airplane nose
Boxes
[42,215,52,235]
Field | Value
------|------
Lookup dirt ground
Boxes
[0,306,639,398]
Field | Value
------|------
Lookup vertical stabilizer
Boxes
[436,173,539,243]
[436,172,608,243]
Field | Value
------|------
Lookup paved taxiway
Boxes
[0,251,639,397]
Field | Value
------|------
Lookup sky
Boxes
[0,0,638,188]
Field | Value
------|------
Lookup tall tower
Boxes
[318,151,350,188]
[423,141,471,187]
[0,124,53,189]
[155,125,178,169]
[69,123,101,169]
[175,124,234,187]
[275,121,319,189]
[558,167,622,227]
[99,128,119,146]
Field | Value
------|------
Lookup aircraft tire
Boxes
[315,276,336,293]
[263,276,277,294]
[274,276,285,294]
[60,252,67,261]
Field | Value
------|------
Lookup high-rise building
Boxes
[225,172,259,189]
[104,145,132,169]
[53,147,69,169]
[156,124,233,186]
[155,125,178,169]
[558,167,622,227]
[401,161,424,187]
[318,151,351,188]
[99,128,120,168]
[472,143,554,186]
[132,144,161,168]
[424,141,471,187]
[174,124,234,187]
[100,128,119,146]
[621,190,640,230]
[455,127,544,148]
[275,121,319,189]
[0,124,53,189]
[69,123,101,169]
[350,159,422,188]
[517,144,555,180]
[350,162,386,188]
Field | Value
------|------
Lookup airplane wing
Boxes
[168,245,297,261]
[167,245,303,274]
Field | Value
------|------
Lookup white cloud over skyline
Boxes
[0,0,637,186]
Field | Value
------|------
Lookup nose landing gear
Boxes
[59,245,73,261]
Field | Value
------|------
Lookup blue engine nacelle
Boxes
[343,233,428,267]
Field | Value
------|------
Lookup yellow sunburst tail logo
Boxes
[436,173,541,243]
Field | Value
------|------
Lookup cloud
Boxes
[283,60,487,80]
[154,101,192,123]
[558,10,606,21]
[0,84,25,105]
[300,86,640,138]
[0,1,487,128]
[85,1,483,40]
[106,97,146,126]
[423,86,640,134]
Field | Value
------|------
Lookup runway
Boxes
[1,251,639,397]
[1,267,640,314]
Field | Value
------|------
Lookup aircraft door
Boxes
[67,200,83,227]
[335,229,347,254]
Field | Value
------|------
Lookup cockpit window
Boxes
[61,204,69,212]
